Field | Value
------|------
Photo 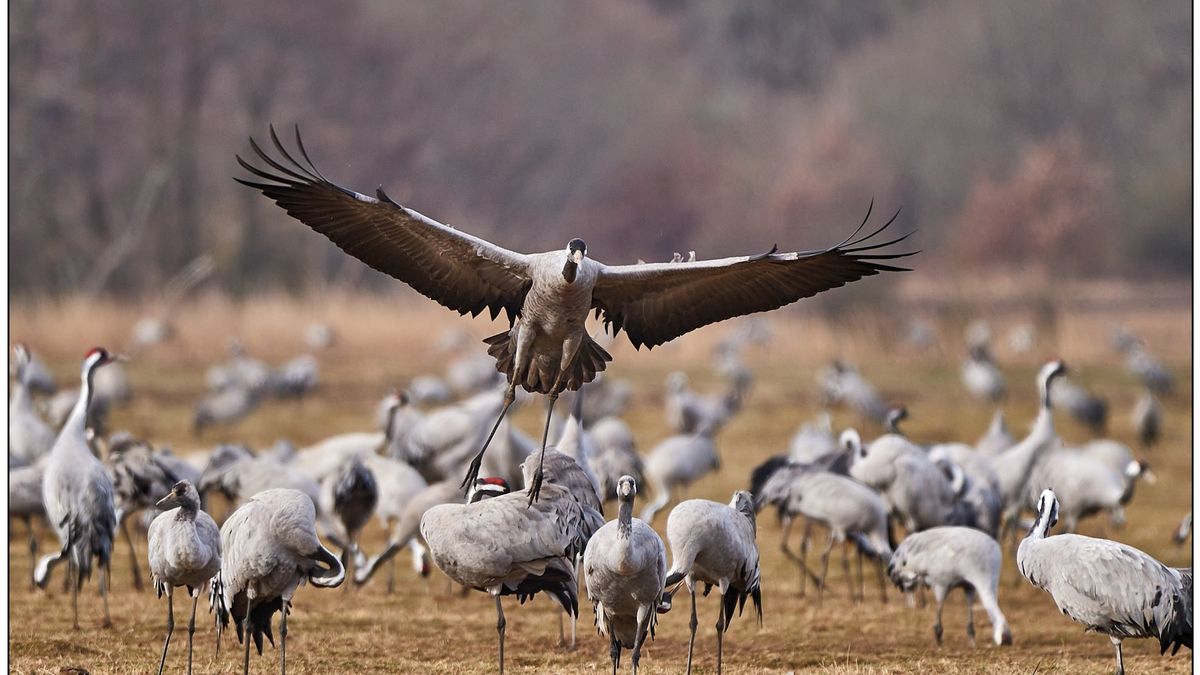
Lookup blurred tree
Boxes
[952,134,1111,275]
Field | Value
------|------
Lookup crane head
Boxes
[468,476,510,503]
[562,238,587,283]
[616,475,637,502]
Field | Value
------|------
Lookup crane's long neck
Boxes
[10,373,33,414]
[1026,504,1053,541]
[379,401,400,453]
[1031,374,1057,442]
[617,495,633,537]
[61,363,97,450]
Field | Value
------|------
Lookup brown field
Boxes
[8,290,1195,674]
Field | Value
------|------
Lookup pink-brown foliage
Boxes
[953,134,1111,274]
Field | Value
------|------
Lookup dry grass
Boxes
[7,291,1194,674]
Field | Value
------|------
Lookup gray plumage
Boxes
[585,476,666,675]
[888,526,1012,646]
[13,345,57,395]
[35,348,120,630]
[304,323,337,351]
[404,389,509,482]
[961,345,1006,403]
[1025,449,1128,533]
[817,360,888,426]
[193,384,262,435]
[787,412,837,464]
[272,353,319,399]
[1019,489,1191,674]
[147,480,221,675]
[927,444,1003,537]
[1079,439,1152,505]
[587,416,647,502]
[1118,338,1172,395]
[1131,390,1161,450]
[1173,513,1192,545]
[106,433,190,591]
[9,344,56,466]
[211,488,345,674]
[975,409,1015,458]
[988,360,1065,535]
[10,461,46,588]
[521,435,606,647]
[664,371,745,436]
[1049,375,1108,433]
[445,351,505,397]
[847,431,964,532]
[640,430,720,524]
[355,479,461,589]
[420,481,604,674]
[662,491,762,675]
[205,338,273,395]
[406,375,454,406]
[198,444,321,512]
[756,462,891,602]
[322,456,378,579]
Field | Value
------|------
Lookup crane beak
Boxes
[155,493,177,509]
[113,354,131,363]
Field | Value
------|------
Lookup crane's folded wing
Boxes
[237,126,533,324]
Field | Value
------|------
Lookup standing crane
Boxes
[420,480,604,673]
[662,491,762,675]
[34,347,121,629]
[238,125,914,501]
[10,344,57,467]
[211,488,345,675]
[148,480,221,675]
[1018,489,1192,674]
[584,475,667,675]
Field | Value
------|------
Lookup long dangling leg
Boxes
[100,559,113,628]
[876,557,888,604]
[495,594,507,675]
[1111,637,1124,675]
[799,518,814,596]
[855,544,865,602]
[279,600,289,675]
[686,581,698,675]
[157,587,175,675]
[25,516,38,591]
[715,593,727,675]
[242,616,252,675]
[964,588,977,648]
[816,531,836,607]
[609,631,620,675]
[932,585,947,646]
[527,391,560,506]
[631,603,652,675]
[461,382,518,493]
[186,592,199,675]
[69,554,80,631]
[840,541,855,602]
[121,516,145,592]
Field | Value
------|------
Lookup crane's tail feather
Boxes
[484,331,611,394]
[1160,567,1193,655]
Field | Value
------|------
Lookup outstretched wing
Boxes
[237,126,533,323]
[591,204,916,349]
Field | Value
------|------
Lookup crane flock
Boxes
[5,129,1190,674]
[9,309,1190,674]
